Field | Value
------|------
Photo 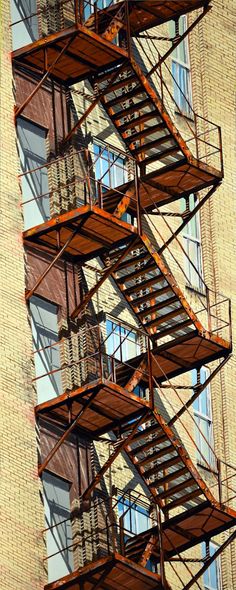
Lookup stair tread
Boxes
[103,74,138,94]
[116,262,157,284]
[151,466,189,487]
[111,99,153,121]
[119,111,159,133]
[144,305,186,329]
[116,252,151,271]
[129,433,167,456]
[158,477,196,500]
[137,296,179,318]
[131,286,173,307]
[162,488,202,512]
[152,318,193,339]
[126,122,166,144]
[131,134,173,155]
[140,445,173,467]
[146,455,181,476]
[124,274,165,296]
[105,85,143,107]
[130,423,162,442]
[142,145,182,165]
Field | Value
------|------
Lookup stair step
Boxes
[131,286,172,307]
[105,85,143,107]
[116,263,157,284]
[144,306,184,329]
[116,252,151,271]
[158,477,196,500]
[137,296,179,318]
[151,466,188,488]
[140,445,173,467]
[130,423,162,442]
[144,452,177,478]
[146,455,181,477]
[152,319,192,340]
[103,74,137,94]
[112,99,152,121]
[126,122,166,144]
[119,111,158,133]
[143,145,182,166]
[131,135,172,155]
[162,488,202,513]
[124,274,164,296]
[129,433,167,456]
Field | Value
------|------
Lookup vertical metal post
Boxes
[147,339,154,410]
[135,161,142,235]
[156,506,166,589]
[94,1,98,34]
[194,112,199,161]
[206,287,212,333]
[125,0,131,58]
[74,0,79,25]
[79,0,83,24]
[98,325,103,379]
[218,125,224,176]
[217,458,223,506]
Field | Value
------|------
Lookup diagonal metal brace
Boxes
[71,235,139,319]
[82,410,149,501]
[38,389,98,476]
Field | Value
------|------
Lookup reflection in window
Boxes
[192,367,215,469]
[170,16,193,117]
[181,194,204,292]
[117,497,150,536]
[201,542,221,590]
[93,143,128,191]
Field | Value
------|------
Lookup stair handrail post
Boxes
[79,0,83,24]
[119,514,125,556]
[98,324,103,379]
[156,506,167,589]
[94,1,98,34]
[135,161,142,235]
[147,338,154,410]
[217,457,223,506]
[206,286,212,333]
[125,0,131,58]
[194,112,199,161]
[74,0,79,25]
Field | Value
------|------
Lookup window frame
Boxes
[93,142,128,191]
[192,367,216,470]
[170,15,193,117]
[201,541,222,590]
[181,194,205,293]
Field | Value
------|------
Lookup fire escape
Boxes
[12,1,235,589]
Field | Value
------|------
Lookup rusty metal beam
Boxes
[168,354,231,427]
[182,529,236,590]
[138,534,158,568]
[82,410,149,501]
[38,389,98,476]
[158,183,219,255]
[14,35,76,119]
[71,235,138,319]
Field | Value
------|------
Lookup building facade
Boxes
[0,1,235,590]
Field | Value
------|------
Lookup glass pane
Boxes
[30,296,62,403]
[11,0,38,50]
[17,118,49,230]
[43,472,73,583]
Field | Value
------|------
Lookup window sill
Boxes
[175,110,194,123]
[186,284,206,297]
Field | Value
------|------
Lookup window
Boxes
[10,0,38,51]
[106,319,140,362]
[182,194,204,291]
[201,542,221,590]
[30,296,62,404]
[170,16,192,116]
[94,143,128,191]
[17,118,49,230]
[192,367,215,468]
[117,498,150,537]
[43,472,73,583]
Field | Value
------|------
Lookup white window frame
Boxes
[182,194,204,293]
[170,15,193,117]
[202,541,222,590]
[106,318,141,363]
[193,367,215,469]
[93,143,128,191]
